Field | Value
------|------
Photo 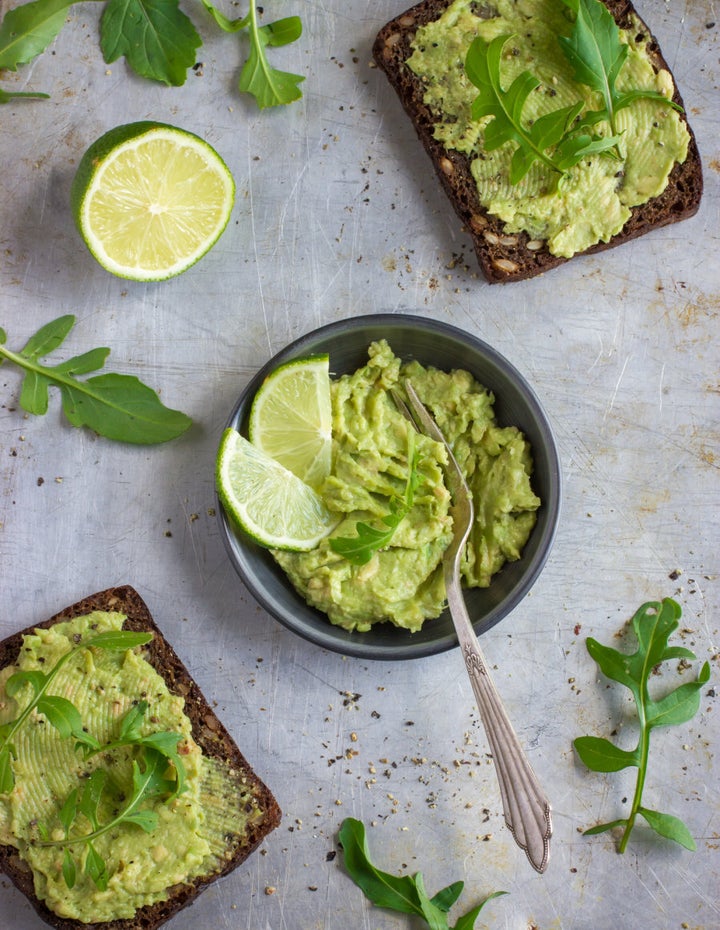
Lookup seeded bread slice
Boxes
[373,0,703,283]
[0,586,282,930]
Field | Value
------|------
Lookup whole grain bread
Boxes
[0,586,281,930]
[373,0,703,283]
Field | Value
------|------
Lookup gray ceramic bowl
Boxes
[218,314,561,660]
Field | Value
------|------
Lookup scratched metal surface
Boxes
[0,0,718,927]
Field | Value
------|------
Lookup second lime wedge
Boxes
[216,428,337,551]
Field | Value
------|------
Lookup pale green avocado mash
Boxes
[274,341,540,632]
[0,612,261,923]
[406,0,690,257]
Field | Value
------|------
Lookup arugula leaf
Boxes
[86,699,187,796]
[0,628,152,793]
[574,598,710,853]
[338,818,506,930]
[0,315,192,444]
[465,34,620,184]
[558,0,680,137]
[100,0,201,86]
[330,431,421,566]
[39,746,179,888]
[0,0,75,71]
[203,0,304,108]
[0,88,50,102]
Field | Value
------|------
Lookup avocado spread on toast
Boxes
[0,612,260,923]
[406,0,690,257]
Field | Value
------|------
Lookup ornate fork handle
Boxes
[446,575,552,873]
[399,380,552,873]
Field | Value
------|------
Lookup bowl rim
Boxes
[217,313,562,660]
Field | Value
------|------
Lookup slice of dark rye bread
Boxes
[0,586,282,930]
[372,0,703,283]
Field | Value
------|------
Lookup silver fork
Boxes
[394,380,552,874]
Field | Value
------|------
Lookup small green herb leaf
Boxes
[118,701,148,742]
[338,818,505,929]
[431,881,464,912]
[19,314,74,360]
[557,0,679,136]
[638,807,696,851]
[100,0,201,86]
[330,432,421,566]
[6,669,47,698]
[452,893,508,930]
[0,87,50,102]
[58,787,79,834]
[575,598,707,853]
[78,770,108,831]
[85,631,153,651]
[121,808,159,833]
[84,840,109,890]
[0,0,74,72]
[0,747,15,795]
[0,317,191,444]
[573,735,639,772]
[90,700,187,796]
[36,695,87,742]
[62,847,77,888]
[645,661,710,729]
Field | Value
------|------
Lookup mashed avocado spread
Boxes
[0,612,261,923]
[406,0,690,257]
[274,341,540,632]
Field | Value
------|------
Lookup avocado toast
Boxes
[373,0,703,282]
[0,586,281,929]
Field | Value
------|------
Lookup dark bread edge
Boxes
[0,585,282,930]
[372,0,703,283]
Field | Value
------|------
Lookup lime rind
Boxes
[71,122,235,282]
[216,428,337,551]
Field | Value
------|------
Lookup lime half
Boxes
[216,428,337,551]
[249,355,332,489]
[71,121,235,281]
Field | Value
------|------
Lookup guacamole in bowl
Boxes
[218,315,561,660]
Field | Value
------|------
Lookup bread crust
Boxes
[372,0,703,283]
[0,586,281,930]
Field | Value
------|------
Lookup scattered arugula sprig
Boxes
[37,701,186,890]
[0,629,152,794]
[203,0,304,109]
[338,818,506,930]
[0,0,303,105]
[329,431,422,566]
[574,598,710,853]
[465,0,681,184]
[0,315,192,444]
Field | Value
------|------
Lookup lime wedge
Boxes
[71,121,235,281]
[216,428,337,550]
[249,355,332,489]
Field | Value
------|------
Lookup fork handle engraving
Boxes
[449,585,552,873]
